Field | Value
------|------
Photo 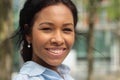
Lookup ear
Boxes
[26,34,32,44]
[24,24,32,43]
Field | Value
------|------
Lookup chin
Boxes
[48,61,63,66]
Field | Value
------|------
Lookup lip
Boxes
[45,48,67,57]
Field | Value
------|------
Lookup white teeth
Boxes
[49,49,63,54]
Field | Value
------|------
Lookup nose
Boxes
[51,31,64,46]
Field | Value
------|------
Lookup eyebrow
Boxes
[39,22,74,27]
[63,23,74,27]
[39,22,54,26]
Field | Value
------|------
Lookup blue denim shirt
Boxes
[13,61,74,80]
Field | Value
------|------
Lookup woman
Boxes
[14,0,78,80]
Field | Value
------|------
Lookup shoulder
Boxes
[13,74,29,80]
[13,73,46,80]
[13,61,46,80]
[13,74,44,80]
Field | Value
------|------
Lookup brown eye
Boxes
[39,27,52,33]
[63,28,73,32]
[41,28,52,31]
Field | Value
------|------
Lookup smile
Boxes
[46,48,66,54]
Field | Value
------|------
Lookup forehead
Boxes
[34,4,73,21]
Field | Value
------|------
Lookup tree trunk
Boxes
[87,23,94,80]
[87,0,97,80]
[0,0,13,80]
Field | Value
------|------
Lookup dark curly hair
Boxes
[15,0,78,62]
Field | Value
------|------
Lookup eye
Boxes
[40,27,52,33]
[63,28,73,33]
[41,28,52,30]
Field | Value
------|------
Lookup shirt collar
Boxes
[19,61,70,77]
[20,61,46,76]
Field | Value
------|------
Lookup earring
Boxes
[27,44,31,48]
[27,41,31,48]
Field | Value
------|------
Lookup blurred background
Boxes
[0,0,120,80]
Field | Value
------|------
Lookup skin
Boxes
[26,3,75,72]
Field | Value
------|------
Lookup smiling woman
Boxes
[13,0,78,80]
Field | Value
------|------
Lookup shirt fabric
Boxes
[13,61,74,80]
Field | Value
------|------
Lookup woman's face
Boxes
[27,4,75,70]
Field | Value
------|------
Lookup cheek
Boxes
[31,28,47,43]
[32,35,47,47]
[66,34,75,48]
[31,32,44,49]
[31,35,48,57]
